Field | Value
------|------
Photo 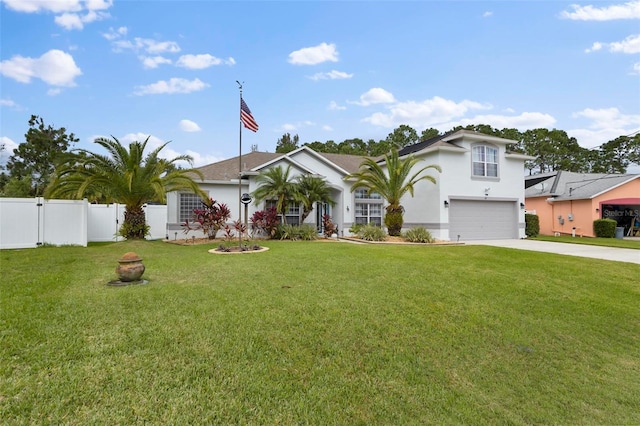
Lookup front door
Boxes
[316,202,331,233]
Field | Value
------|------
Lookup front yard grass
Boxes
[532,234,640,249]
[1,240,639,424]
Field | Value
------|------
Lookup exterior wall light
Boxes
[520,202,525,209]
[241,193,252,229]
[240,193,252,205]
[444,200,449,208]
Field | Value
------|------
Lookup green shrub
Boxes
[357,224,386,241]
[298,224,318,241]
[593,219,617,238]
[277,224,298,240]
[402,227,434,243]
[118,221,150,240]
[277,224,318,241]
[525,214,540,237]
[349,223,364,234]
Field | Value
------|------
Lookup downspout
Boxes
[546,197,555,235]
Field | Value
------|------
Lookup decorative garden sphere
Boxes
[116,252,145,282]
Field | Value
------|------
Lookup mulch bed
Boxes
[165,236,459,246]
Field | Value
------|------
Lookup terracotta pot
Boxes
[116,252,145,282]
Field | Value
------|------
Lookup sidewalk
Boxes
[466,239,640,265]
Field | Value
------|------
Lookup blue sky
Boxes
[1,0,639,170]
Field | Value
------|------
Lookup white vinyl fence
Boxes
[0,198,167,249]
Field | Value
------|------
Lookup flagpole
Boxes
[237,80,243,250]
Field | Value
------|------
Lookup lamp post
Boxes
[241,192,252,229]
[239,192,252,249]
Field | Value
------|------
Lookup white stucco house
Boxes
[166,130,533,241]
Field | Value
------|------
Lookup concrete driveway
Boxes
[466,239,640,265]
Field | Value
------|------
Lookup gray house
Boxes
[167,130,533,241]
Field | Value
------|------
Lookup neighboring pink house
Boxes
[525,171,640,237]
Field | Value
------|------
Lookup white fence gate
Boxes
[0,198,167,249]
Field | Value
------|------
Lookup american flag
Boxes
[240,98,259,132]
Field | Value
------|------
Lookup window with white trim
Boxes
[179,192,204,223]
[266,200,301,225]
[472,145,499,178]
[354,188,383,226]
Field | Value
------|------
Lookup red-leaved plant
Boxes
[322,214,337,238]
[250,207,279,239]
[182,198,231,239]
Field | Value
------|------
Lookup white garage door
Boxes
[449,200,518,240]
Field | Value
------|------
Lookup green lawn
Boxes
[532,234,640,249]
[1,240,639,424]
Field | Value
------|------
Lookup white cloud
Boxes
[0,98,18,108]
[102,26,127,41]
[570,107,640,148]
[362,96,491,128]
[482,11,493,18]
[143,39,181,54]
[322,125,333,131]
[54,9,109,30]
[103,29,233,70]
[117,134,223,167]
[279,121,316,132]
[560,0,640,20]
[352,88,396,106]
[1,136,19,157]
[183,150,224,167]
[133,78,209,96]
[176,54,235,69]
[568,127,631,148]
[179,119,201,132]
[47,88,62,96]
[308,70,353,81]
[84,0,112,11]
[0,49,82,87]
[2,0,84,13]
[585,42,604,53]
[140,56,172,69]
[456,112,556,130]
[328,101,346,111]
[3,0,113,29]
[573,107,640,129]
[587,34,640,54]
[610,34,640,53]
[288,42,338,65]
[54,13,84,30]
[112,37,181,54]
[632,62,640,74]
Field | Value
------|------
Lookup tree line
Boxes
[276,124,640,175]
[2,116,639,198]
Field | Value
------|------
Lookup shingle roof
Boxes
[396,129,519,157]
[192,151,281,181]
[315,152,368,174]
[191,150,369,182]
[397,132,456,156]
[525,170,639,200]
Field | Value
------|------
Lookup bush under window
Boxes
[593,218,617,238]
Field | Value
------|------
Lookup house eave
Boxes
[441,130,518,146]
[505,152,536,161]
[590,175,640,199]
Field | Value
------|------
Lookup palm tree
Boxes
[346,147,441,236]
[45,136,206,239]
[251,165,298,224]
[295,174,336,223]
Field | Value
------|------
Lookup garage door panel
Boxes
[449,200,517,240]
